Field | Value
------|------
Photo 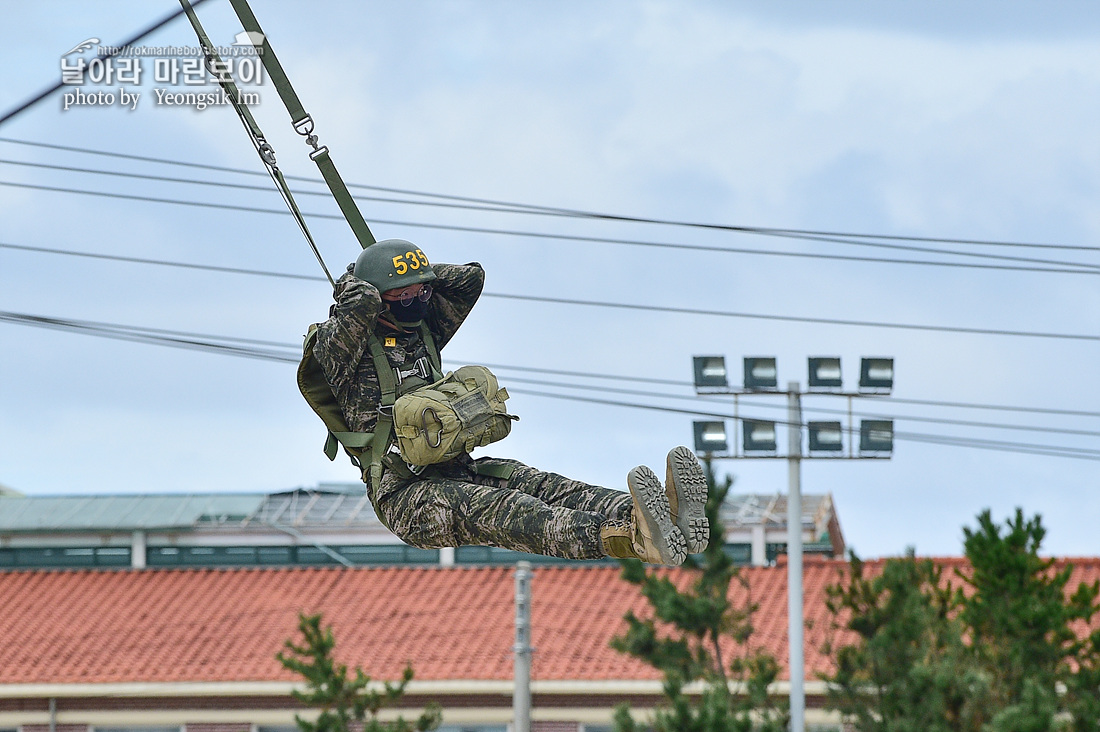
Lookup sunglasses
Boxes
[392,284,433,306]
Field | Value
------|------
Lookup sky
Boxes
[0,1,1097,559]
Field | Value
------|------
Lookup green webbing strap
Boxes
[474,462,517,480]
[178,0,336,288]
[325,430,373,461]
[418,324,444,380]
[227,0,376,251]
[365,334,399,489]
[310,148,377,249]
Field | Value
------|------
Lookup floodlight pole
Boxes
[787,382,805,732]
[690,354,895,732]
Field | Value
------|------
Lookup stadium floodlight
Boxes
[743,357,778,390]
[808,421,844,452]
[742,420,778,452]
[808,357,842,390]
[693,421,728,454]
[693,356,728,389]
[859,357,894,391]
[859,420,894,452]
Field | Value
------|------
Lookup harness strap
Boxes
[360,325,446,490]
[227,0,376,251]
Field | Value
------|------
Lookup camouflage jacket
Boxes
[313,262,485,436]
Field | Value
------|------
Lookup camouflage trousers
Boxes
[372,455,633,560]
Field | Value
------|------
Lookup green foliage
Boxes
[823,550,988,732]
[276,612,442,732]
[822,508,1100,732]
[611,465,789,732]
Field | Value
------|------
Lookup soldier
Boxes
[312,239,709,565]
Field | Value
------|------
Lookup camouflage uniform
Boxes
[314,262,632,560]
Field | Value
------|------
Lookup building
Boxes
[0,559,852,731]
[4,557,1100,731]
[0,484,844,571]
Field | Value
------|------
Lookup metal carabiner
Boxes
[257,139,277,167]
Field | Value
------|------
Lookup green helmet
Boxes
[352,239,437,293]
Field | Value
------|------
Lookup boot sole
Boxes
[627,466,687,566]
[668,446,710,554]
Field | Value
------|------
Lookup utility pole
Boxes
[787,382,804,732]
[514,561,532,732]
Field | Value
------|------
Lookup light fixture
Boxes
[808,357,842,390]
[692,356,728,389]
[859,357,894,391]
[693,421,728,454]
[743,357,778,390]
[808,421,844,452]
[742,420,777,452]
[859,420,894,452]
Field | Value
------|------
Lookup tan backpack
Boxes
[392,365,518,466]
[298,324,517,487]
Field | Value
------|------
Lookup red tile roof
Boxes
[2,557,1098,685]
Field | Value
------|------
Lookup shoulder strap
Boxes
[297,324,374,462]
[363,334,399,490]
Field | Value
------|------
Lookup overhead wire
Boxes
[2,178,1096,277]
[482,292,1100,342]
[0,288,1089,418]
[489,374,1100,438]
[2,17,1093,471]
[0,310,1095,463]
[2,136,1097,254]
[458,360,1100,418]
[3,155,1098,272]
[0,0,214,127]
[3,240,1097,342]
[0,310,298,362]
[501,388,1100,462]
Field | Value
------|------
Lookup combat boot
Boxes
[600,465,687,566]
[665,446,710,554]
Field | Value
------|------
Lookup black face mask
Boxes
[387,297,429,326]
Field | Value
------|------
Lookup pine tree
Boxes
[611,466,789,732]
[959,509,1100,732]
[822,508,1100,732]
[823,550,988,732]
[276,611,442,732]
